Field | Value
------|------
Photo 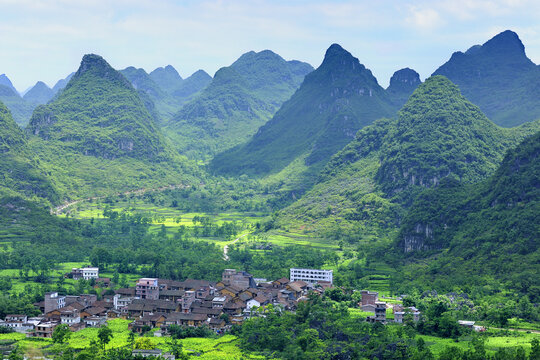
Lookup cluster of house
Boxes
[359,291,485,331]
[0,268,334,337]
[360,290,421,324]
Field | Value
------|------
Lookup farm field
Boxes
[1,262,142,296]
[63,196,341,251]
[0,319,263,359]
[4,319,538,358]
[419,330,540,356]
[52,195,402,295]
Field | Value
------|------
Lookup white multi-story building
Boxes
[71,267,99,280]
[113,294,133,310]
[60,309,80,325]
[290,268,333,284]
[82,267,99,280]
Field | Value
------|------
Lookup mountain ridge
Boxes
[211,43,396,180]
[275,75,540,238]
[166,49,313,159]
[28,54,169,160]
[432,29,539,127]
[23,81,55,106]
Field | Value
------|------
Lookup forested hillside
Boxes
[276,76,539,238]
[166,50,313,159]
[397,130,540,299]
[28,54,169,160]
[0,101,58,202]
[23,54,197,200]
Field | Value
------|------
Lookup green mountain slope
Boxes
[0,101,58,202]
[25,54,195,200]
[166,50,313,159]
[28,54,168,160]
[22,81,54,106]
[433,30,540,127]
[376,75,518,201]
[149,65,183,94]
[212,44,396,178]
[0,84,33,126]
[397,130,540,299]
[276,76,539,237]
[0,189,75,243]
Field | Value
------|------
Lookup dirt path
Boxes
[223,233,248,261]
[490,327,540,334]
[52,184,188,215]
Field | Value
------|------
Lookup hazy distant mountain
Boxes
[433,30,540,127]
[170,69,212,104]
[386,68,421,107]
[149,65,183,94]
[0,74,17,93]
[212,44,395,178]
[0,84,33,126]
[148,65,212,106]
[52,72,75,94]
[121,65,204,123]
[23,81,55,106]
[167,50,313,159]
[120,66,168,104]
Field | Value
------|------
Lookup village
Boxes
[1,266,485,341]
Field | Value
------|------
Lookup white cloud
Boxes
[0,0,537,90]
[406,6,445,30]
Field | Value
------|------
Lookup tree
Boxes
[52,324,72,344]
[167,338,188,360]
[7,345,24,360]
[128,330,136,349]
[97,325,113,350]
[531,338,540,360]
[135,337,155,350]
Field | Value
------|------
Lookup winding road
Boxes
[223,233,249,260]
[52,184,188,215]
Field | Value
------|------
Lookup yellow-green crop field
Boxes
[419,330,540,356]
[0,319,263,359]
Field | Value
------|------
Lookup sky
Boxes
[0,0,539,92]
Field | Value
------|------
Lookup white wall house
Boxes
[290,268,333,284]
[60,309,81,325]
[82,267,99,280]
